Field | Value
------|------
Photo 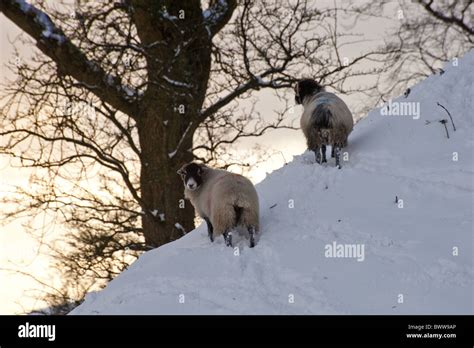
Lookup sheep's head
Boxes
[177,162,204,191]
[295,78,324,105]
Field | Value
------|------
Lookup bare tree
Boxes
[2,0,469,312]
[342,0,473,104]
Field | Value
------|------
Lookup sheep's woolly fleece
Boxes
[72,50,473,315]
[183,165,259,241]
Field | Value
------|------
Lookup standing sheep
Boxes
[295,78,354,168]
[177,162,260,248]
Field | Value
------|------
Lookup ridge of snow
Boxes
[72,50,474,315]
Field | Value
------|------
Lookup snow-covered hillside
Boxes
[72,51,473,315]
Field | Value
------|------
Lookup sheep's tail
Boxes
[234,204,259,230]
[233,206,244,225]
[312,103,334,128]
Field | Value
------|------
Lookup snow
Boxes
[202,9,212,20]
[71,50,473,315]
[15,0,65,44]
[14,0,31,13]
[174,223,186,235]
[161,9,177,21]
[150,210,165,222]
[203,0,228,21]
[123,86,135,97]
[168,122,193,158]
[202,0,229,36]
[255,75,277,87]
[103,74,137,98]
[162,75,192,89]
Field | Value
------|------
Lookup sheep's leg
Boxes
[331,145,335,158]
[334,146,342,169]
[204,217,214,242]
[314,147,323,164]
[223,231,233,247]
[248,226,256,248]
[321,145,327,163]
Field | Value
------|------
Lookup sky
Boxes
[0,10,65,314]
[0,0,442,314]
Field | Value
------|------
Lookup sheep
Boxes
[295,78,354,168]
[177,162,260,248]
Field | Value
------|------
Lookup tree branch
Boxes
[416,0,473,35]
[203,0,238,37]
[0,0,138,117]
[200,74,288,121]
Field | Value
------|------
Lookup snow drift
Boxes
[72,50,473,315]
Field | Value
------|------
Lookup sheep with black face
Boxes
[295,79,354,168]
[177,162,259,248]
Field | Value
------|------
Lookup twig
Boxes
[425,118,450,138]
[437,102,456,131]
[439,119,449,138]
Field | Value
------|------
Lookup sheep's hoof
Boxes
[248,226,256,248]
[315,156,326,165]
[223,231,232,247]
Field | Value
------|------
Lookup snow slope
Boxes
[72,51,474,315]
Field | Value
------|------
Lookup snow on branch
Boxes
[169,122,193,158]
[203,0,228,22]
[14,0,65,43]
[160,8,178,21]
[174,223,186,235]
[163,75,193,89]
[202,0,237,37]
[104,73,139,100]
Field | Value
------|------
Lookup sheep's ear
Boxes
[177,168,185,175]
[198,163,209,175]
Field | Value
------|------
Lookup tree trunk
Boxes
[137,100,199,247]
[136,8,212,247]
[139,132,195,247]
